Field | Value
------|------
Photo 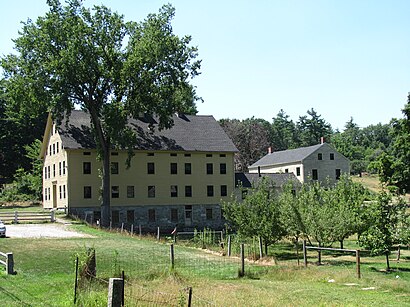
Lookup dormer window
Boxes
[330,153,334,160]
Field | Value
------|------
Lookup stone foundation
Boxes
[69,203,225,232]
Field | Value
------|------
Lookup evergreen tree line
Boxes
[219,102,410,193]
[223,175,410,270]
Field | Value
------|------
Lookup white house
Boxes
[248,142,350,185]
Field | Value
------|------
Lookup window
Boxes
[220,163,227,174]
[220,154,226,157]
[318,153,322,160]
[44,167,47,180]
[59,185,62,199]
[62,161,66,175]
[44,188,48,201]
[111,162,119,174]
[47,166,51,178]
[127,210,134,223]
[206,154,212,157]
[147,153,154,156]
[84,186,92,199]
[285,169,289,173]
[185,205,192,222]
[221,185,227,197]
[336,169,341,180]
[206,208,213,220]
[170,185,178,197]
[56,142,59,153]
[296,167,301,176]
[53,164,56,177]
[111,186,119,198]
[52,143,55,155]
[207,185,214,197]
[185,163,191,174]
[312,169,318,180]
[83,152,91,156]
[111,152,118,156]
[49,145,52,155]
[147,162,155,174]
[171,208,178,222]
[330,153,335,160]
[59,162,62,176]
[63,185,66,199]
[112,210,119,224]
[170,163,178,174]
[148,186,155,198]
[127,186,135,198]
[83,162,91,174]
[170,153,177,157]
[206,163,213,175]
[148,209,156,222]
[184,153,191,157]
[185,186,192,197]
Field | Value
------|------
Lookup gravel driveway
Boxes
[4,222,92,238]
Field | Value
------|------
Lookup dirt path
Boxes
[4,221,92,238]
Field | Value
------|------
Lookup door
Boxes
[184,205,192,226]
[52,183,57,208]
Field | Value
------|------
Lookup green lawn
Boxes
[0,222,409,306]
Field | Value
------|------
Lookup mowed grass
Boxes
[0,223,410,306]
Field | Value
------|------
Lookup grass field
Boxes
[0,220,409,306]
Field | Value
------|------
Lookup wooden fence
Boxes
[0,211,55,223]
[302,240,361,278]
[0,251,15,275]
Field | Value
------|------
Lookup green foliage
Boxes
[223,177,285,248]
[0,139,43,201]
[297,108,333,147]
[358,192,407,269]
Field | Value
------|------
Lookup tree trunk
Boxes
[340,239,344,250]
[385,251,390,271]
[100,144,111,228]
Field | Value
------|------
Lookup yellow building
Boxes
[40,111,237,231]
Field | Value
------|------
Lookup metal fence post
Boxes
[187,287,192,307]
[303,240,307,267]
[227,235,231,257]
[170,244,175,270]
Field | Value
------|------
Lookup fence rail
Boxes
[0,211,55,223]
[0,251,14,275]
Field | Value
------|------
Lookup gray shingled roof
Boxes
[235,172,300,188]
[249,144,324,168]
[57,110,238,152]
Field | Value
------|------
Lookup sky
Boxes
[1,0,410,131]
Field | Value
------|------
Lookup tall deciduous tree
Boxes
[1,0,201,226]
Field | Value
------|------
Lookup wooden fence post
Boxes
[157,227,160,241]
[6,253,14,275]
[109,221,112,230]
[317,242,322,265]
[121,223,124,233]
[239,243,245,277]
[107,278,123,307]
[50,211,55,222]
[170,244,175,270]
[258,237,263,259]
[356,250,361,279]
[139,224,142,236]
[303,240,307,267]
[227,235,231,257]
[130,224,134,236]
[14,211,18,224]
[121,270,125,306]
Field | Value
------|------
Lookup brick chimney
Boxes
[268,147,272,154]
[320,137,325,144]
